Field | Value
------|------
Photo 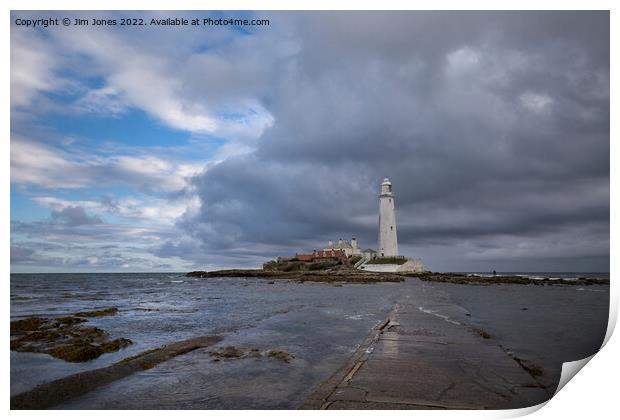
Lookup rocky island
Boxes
[187,258,609,286]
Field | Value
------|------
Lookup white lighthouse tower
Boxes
[378,178,399,257]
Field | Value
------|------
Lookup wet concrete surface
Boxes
[302,280,608,409]
[430,282,609,390]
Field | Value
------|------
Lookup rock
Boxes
[207,346,295,363]
[267,349,294,363]
[188,267,608,286]
[209,346,245,359]
[10,313,132,362]
[56,316,88,326]
[186,269,403,283]
[10,317,47,334]
[101,338,133,352]
[472,327,491,339]
[415,272,609,286]
[48,344,104,363]
[11,335,222,410]
[248,349,262,358]
[73,307,118,317]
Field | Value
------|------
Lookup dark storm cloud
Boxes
[169,11,609,270]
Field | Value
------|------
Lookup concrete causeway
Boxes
[301,281,551,410]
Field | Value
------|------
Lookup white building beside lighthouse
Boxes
[283,176,423,273]
[378,177,399,257]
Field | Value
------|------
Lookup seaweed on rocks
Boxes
[187,268,607,286]
[267,350,294,363]
[11,335,222,409]
[209,346,245,359]
[10,311,131,362]
[10,317,48,334]
[207,346,295,363]
[73,307,118,317]
[413,272,608,286]
[186,268,403,283]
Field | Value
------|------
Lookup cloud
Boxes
[11,136,205,193]
[10,217,191,271]
[33,193,200,228]
[51,206,102,226]
[106,196,201,226]
[55,19,272,138]
[519,92,554,113]
[11,245,37,263]
[10,30,63,108]
[10,15,282,178]
[10,242,177,271]
[11,137,88,188]
[73,85,131,116]
[33,196,102,211]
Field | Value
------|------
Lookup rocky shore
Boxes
[11,335,222,410]
[186,267,404,283]
[414,271,609,286]
[187,268,608,286]
[10,307,132,362]
[208,346,295,363]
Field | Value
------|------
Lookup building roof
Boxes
[325,241,353,249]
[363,248,377,253]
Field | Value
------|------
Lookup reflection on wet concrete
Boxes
[303,280,609,410]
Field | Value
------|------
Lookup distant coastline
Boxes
[186,268,609,286]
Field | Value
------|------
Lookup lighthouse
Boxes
[378,178,399,257]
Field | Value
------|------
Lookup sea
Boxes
[10,272,610,409]
[461,272,610,280]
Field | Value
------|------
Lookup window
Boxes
[390,226,393,230]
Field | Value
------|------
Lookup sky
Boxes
[10,11,609,273]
